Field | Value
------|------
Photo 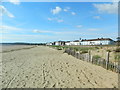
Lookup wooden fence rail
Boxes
[64,48,120,73]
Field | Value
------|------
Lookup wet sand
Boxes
[2,46,118,88]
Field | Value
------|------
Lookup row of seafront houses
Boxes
[46,38,116,46]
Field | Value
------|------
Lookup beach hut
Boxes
[54,41,65,46]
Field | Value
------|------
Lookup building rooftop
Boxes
[65,41,70,43]
[81,38,113,41]
[73,40,80,42]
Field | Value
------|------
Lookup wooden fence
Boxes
[64,48,120,73]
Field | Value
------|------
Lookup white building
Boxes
[80,38,115,45]
[46,42,53,45]
[65,41,71,45]
[70,40,80,45]
[54,41,65,46]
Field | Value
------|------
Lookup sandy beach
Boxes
[2,46,118,88]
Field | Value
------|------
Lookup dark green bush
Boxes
[106,49,112,52]
[81,50,88,54]
[57,47,63,50]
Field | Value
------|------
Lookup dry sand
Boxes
[2,46,118,88]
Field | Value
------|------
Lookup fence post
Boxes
[114,62,118,73]
[76,51,79,59]
[97,58,100,65]
[91,55,93,63]
[113,62,116,72]
[78,53,80,59]
[106,52,110,69]
[88,50,91,62]
[70,50,71,55]
[74,50,76,57]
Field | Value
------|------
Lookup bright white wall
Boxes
[80,40,114,45]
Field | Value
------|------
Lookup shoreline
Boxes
[1,45,37,53]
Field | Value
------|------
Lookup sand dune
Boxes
[2,46,118,88]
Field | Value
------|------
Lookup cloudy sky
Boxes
[1,0,118,43]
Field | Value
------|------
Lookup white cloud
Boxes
[63,7,76,16]
[93,3,118,14]
[112,0,120,3]
[93,16,101,19]
[32,29,105,37]
[9,0,20,5]
[0,25,21,31]
[0,5,14,18]
[57,19,64,23]
[48,18,53,21]
[51,6,76,16]
[63,7,70,12]
[88,28,99,31]
[48,17,64,23]
[71,12,76,15]
[0,30,8,33]
[63,9,68,12]
[33,29,62,34]
[51,6,62,15]
[76,25,83,28]
[33,29,52,33]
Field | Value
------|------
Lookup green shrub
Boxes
[81,50,88,54]
[57,47,62,50]
[95,47,99,49]
[74,47,79,51]
[114,54,120,61]
[97,50,99,52]
[106,49,112,52]
[93,55,101,60]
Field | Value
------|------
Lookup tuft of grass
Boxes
[106,49,112,52]
[50,45,97,53]
[95,46,99,49]
[81,50,88,54]
[114,47,120,53]
[93,55,101,60]
[73,47,79,51]
[114,54,120,62]
[57,47,63,50]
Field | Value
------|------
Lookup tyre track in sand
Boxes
[5,59,27,88]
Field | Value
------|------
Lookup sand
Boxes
[2,46,118,88]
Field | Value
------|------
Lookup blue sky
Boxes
[1,1,118,43]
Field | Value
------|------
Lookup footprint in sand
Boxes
[25,76,28,78]
[83,83,85,85]
[76,69,78,72]
[90,73,93,75]
[52,84,56,88]
[50,76,52,79]
[66,71,70,76]
[61,70,63,72]
[95,81,97,84]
